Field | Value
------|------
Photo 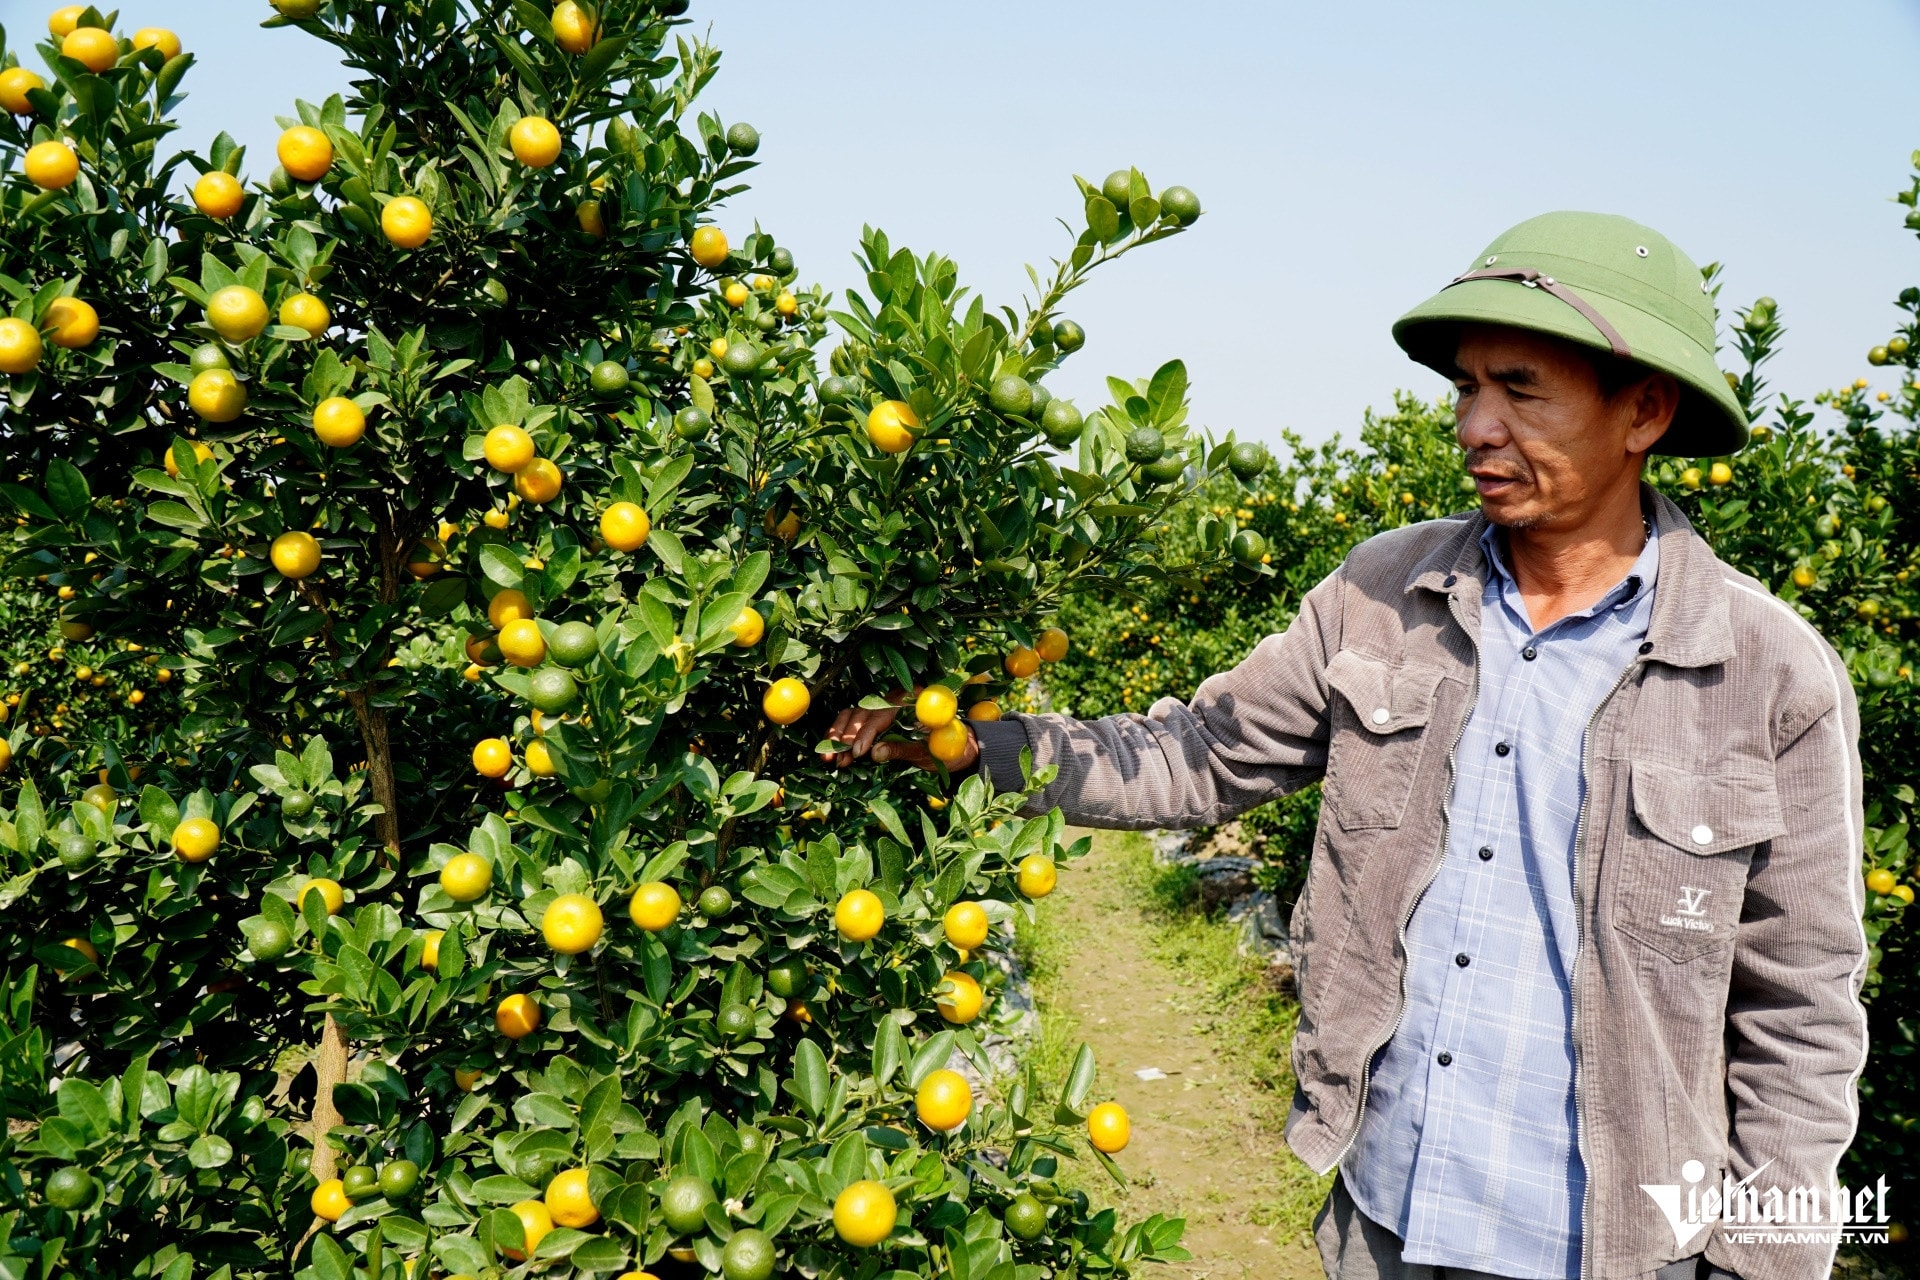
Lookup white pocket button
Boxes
[1371,707,1391,725]
[1690,824,1713,846]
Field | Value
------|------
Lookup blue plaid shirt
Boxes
[1341,519,1659,1279]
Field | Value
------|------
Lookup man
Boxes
[825,212,1867,1280]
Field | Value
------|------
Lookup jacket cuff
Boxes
[971,718,1032,793]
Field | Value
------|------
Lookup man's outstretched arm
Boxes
[823,570,1343,830]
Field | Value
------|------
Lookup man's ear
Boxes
[1625,373,1682,455]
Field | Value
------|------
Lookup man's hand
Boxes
[821,701,981,773]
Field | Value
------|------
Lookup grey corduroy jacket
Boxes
[975,490,1868,1280]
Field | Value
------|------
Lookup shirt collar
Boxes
[1479,511,1660,627]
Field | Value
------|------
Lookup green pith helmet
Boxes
[1393,211,1747,457]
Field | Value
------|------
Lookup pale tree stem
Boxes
[295,1011,349,1252]
[309,1014,349,1183]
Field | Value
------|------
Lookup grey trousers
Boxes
[1314,1177,1724,1280]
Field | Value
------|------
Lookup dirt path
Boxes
[1032,830,1325,1280]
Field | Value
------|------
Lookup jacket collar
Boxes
[1404,485,1733,669]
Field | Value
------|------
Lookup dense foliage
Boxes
[0,3,1225,1277]
[1046,175,1920,1226]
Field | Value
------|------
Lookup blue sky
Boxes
[6,0,1920,450]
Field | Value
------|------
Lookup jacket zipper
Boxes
[1328,586,1483,1170]
[1567,656,1643,1280]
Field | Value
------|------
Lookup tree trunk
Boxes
[346,689,403,862]
[308,1013,349,1181]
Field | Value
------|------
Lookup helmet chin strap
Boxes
[1447,266,1633,359]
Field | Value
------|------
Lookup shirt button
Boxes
[1691,824,1714,846]
[1522,646,1537,661]
[1443,574,1457,588]
[1478,846,1493,861]
[1638,641,1654,655]
[1455,953,1470,967]
[1437,1051,1453,1067]
[1494,741,1512,757]
[1370,707,1391,726]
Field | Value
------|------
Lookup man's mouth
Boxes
[1470,469,1525,495]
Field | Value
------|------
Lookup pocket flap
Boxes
[1630,760,1785,855]
[1325,648,1442,735]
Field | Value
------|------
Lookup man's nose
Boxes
[1454,392,1509,451]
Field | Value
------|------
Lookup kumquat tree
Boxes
[0,2,1241,1277]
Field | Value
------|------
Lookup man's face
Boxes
[1452,325,1677,530]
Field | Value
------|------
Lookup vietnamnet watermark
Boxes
[1640,1159,1893,1247]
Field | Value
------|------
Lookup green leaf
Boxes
[634,594,677,651]
[870,1018,904,1088]
[36,1117,85,1160]
[641,934,671,1005]
[485,1206,526,1264]
[960,328,996,382]
[806,841,838,897]
[604,1183,651,1236]
[45,459,90,521]
[480,543,525,589]
[120,1056,150,1134]
[534,1228,594,1260]
[696,591,750,649]
[580,1076,621,1145]
[174,1065,215,1131]
[311,1235,352,1280]
[144,501,207,533]
[57,1078,111,1141]
[139,786,181,835]
[646,453,695,507]
[155,52,194,101]
[13,779,44,853]
[0,483,58,521]
[433,1235,488,1277]
[868,797,909,847]
[471,1175,542,1203]
[789,1039,829,1118]
[1146,360,1188,426]
[648,528,685,574]
[905,1030,956,1088]
[570,1237,630,1272]
[517,804,580,840]
[576,33,633,87]
[863,1125,910,1151]
[1061,1043,1097,1112]
[827,1131,867,1187]
[638,840,688,884]
[731,551,771,600]
[1086,195,1120,242]
[689,374,714,415]
[188,1134,234,1168]
[512,0,555,43]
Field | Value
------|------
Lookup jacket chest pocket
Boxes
[1611,760,1783,962]
[1322,648,1444,831]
